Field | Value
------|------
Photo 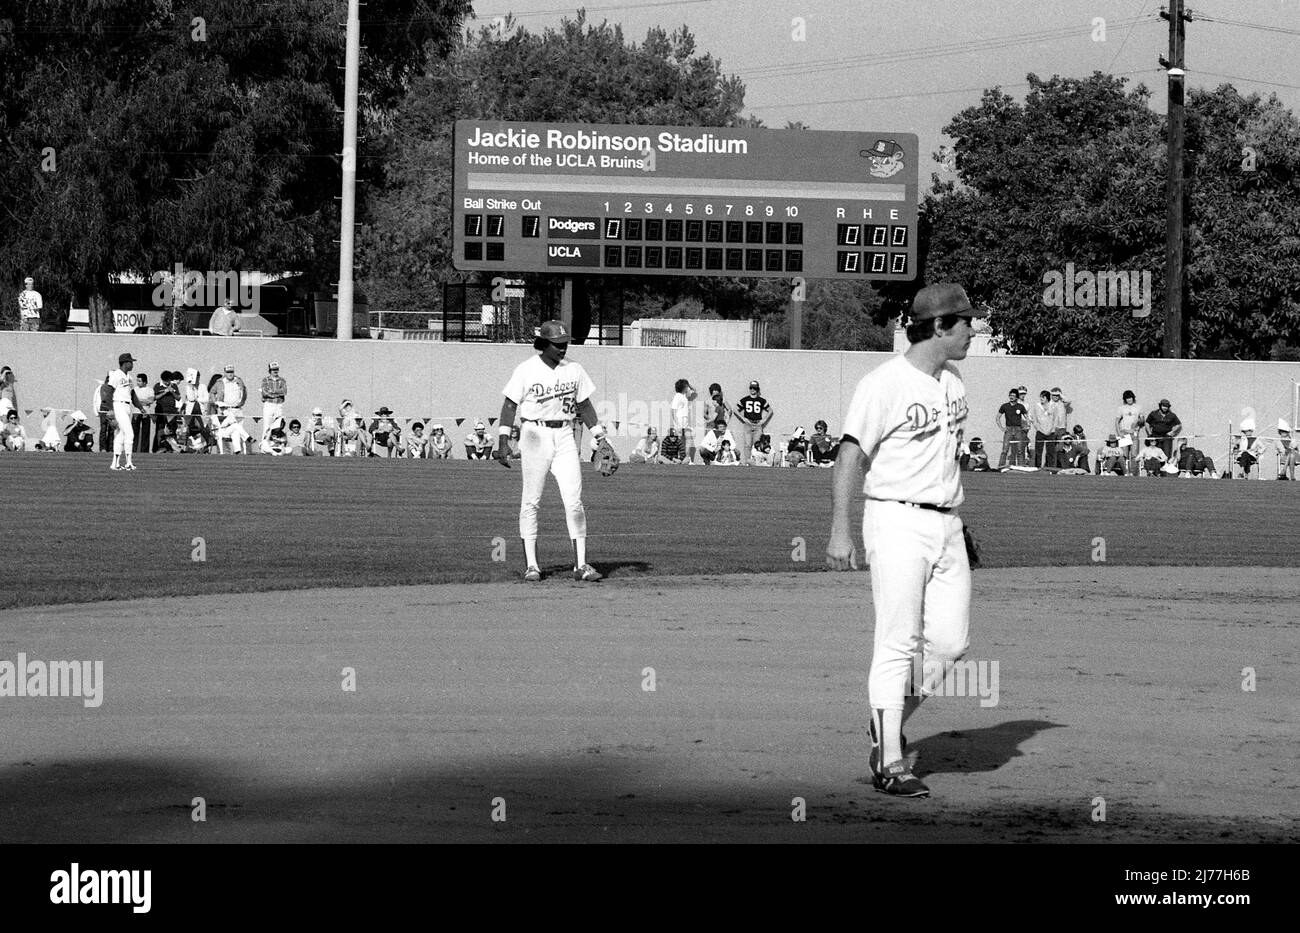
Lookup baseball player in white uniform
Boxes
[826,283,978,798]
[108,352,139,471]
[494,320,604,583]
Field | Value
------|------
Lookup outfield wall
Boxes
[2,332,1298,460]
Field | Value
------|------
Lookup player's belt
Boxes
[872,498,953,514]
[521,418,571,428]
[264,397,284,403]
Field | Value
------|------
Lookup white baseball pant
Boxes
[862,500,971,711]
[519,421,586,540]
[261,401,283,447]
[113,401,134,455]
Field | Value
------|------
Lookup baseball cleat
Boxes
[109,464,122,471]
[868,717,908,775]
[573,563,602,582]
[122,464,136,471]
[872,760,930,798]
[523,566,542,582]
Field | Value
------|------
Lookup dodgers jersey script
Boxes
[842,354,969,507]
[502,355,595,421]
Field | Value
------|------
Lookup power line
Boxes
[1195,13,1300,38]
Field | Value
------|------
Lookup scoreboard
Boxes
[452,121,918,281]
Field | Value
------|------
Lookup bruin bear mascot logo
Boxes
[862,139,906,179]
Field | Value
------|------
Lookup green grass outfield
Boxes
[4,454,1299,610]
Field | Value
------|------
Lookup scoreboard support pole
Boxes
[788,298,802,351]
[560,277,574,336]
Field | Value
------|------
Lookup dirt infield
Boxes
[2,566,1295,843]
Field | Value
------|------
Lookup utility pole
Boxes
[1161,0,1191,358]
[336,0,361,341]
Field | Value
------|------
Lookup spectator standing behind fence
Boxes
[132,373,155,454]
[1045,387,1073,469]
[1115,390,1144,475]
[1145,398,1181,458]
[17,277,42,331]
[0,365,17,417]
[1028,390,1053,468]
[1277,420,1298,481]
[995,387,1028,468]
[735,380,774,465]
[208,298,241,336]
[260,361,287,453]
[153,371,180,451]
[670,379,697,463]
[93,372,114,451]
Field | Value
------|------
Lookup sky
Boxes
[468,0,1300,179]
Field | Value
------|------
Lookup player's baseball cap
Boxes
[534,320,571,343]
[910,283,978,321]
[118,353,135,365]
[268,361,279,370]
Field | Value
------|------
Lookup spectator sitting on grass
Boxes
[369,407,401,457]
[749,433,774,467]
[809,420,839,467]
[464,421,492,460]
[0,365,17,418]
[1141,437,1169,476]
[64,411,94,452]
[697,419,735,465]
[659,427,686,463]
[286,419,307,456]
[1174,439,1216,478]
[714,438,739,465]
[1096,435,1125,475]
[2,409,28,450]
[507,425,522,460]
[629,427,659,463]
[786,427,810,467]
[155,416,183,453]
[1058,425,1090,472]
[428,424,452,459]
[404,421,430,458]
[962,437,991,471]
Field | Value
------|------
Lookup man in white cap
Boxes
[259,361,287,453]
[214,364,249,453]
[826,283,979,799]
[464,420,492,460]
[1276,419,1297,481]
[17,276,42,331]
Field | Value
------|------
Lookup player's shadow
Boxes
[908,719,1066,777]
[545,560,652,578]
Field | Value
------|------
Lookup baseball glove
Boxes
[962,522,982,570]
[595,438,620,476]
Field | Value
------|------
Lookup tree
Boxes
[0,0,470,330]
[357,11,748,322]
[921,73,1300,358]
